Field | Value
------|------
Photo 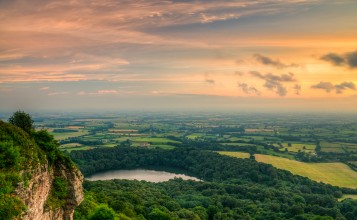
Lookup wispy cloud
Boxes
[253,54,298,69]
[335,82,356,94]
[77,89,120,95]
[320,50,357,68]
[311,81,356,94]
[40,86,50,90]
[293,84,301,95]
[238,83,260,95]
[47,92,69,96]
[205,79,215,84]
[0,0,334,84]
[96,90,120,95]
[204,72,215,85]
[320,53,345,66]
[311,82,334,92]
[1,0,357,111]
[249,71,296,96]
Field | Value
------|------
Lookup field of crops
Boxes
[222,152,357,188]
[50,129,89,140]
[254,154,357,188]
[218,151,250,159]
[280,142,316,153]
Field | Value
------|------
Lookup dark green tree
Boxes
[148,208,171,220]
[8,111,33,134]
[0,141,21,169]
[33,130,58,163]
[89,204,116,220]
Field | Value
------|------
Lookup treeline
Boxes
[70,147,357,220]
[75,179,357,220]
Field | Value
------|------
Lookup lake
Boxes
[86,169,200,182]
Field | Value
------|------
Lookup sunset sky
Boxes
[1,0,357,112]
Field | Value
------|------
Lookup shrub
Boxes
[8,111,33,134]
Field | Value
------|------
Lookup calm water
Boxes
[86,169,200,182]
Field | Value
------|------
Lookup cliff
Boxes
[0,120,83,220]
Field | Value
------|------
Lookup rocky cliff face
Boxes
[15,162,83,220]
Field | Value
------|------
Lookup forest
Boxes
[70,147,357,219]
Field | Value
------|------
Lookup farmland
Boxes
[218,151,250,159]
[219,151,357,188]
[256,154,357,188]
[22,112,357,189]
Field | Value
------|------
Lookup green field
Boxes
[218,151,250,159]
[222,143,256,147]
[222,152,357,188]
[280,142,316,153]
[51,129,89,141]
[349,161,357,166]
[61,146,94,152]
[60,143,82,148]
[338,194,357,201]
[254,154,357,189]
[133,137,180,143]
[186,134,203,139]
[320,142,357,153]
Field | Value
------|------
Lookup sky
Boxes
[1,0,357,113]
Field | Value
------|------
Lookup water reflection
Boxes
[86,169,200,182]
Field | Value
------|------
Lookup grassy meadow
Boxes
[220,151,357,188]
[218,151,250,159]
[254,154,357,188]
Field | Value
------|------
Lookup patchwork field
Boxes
[254,154,357,189]
[50,129,89,140]
[279,142,316,153]
[320,141,357,153]
[218,151,250,159]
[338,194,357,201]
[222,152,357,188]
[61,146,94,152]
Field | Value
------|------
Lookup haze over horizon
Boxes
[1,0,357,112]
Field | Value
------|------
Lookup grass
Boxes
[349,161,357,166]
[60,146,94,152]
[254,154,357,189]
[280,142,316,153]
[338,194,357,201]
[51,129,89,141]
[319,141,357,153]
[186,134,203,139]
[242,136,266,141]
[133,137,180,143]
[222,143,256,147]
[217,151,250,159]
[114,137,179,143]
[60,143,82,148]
[229,137,251,142]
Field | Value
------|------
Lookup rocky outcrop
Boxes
[16,161,83,220]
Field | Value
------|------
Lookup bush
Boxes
[8,111,33,134]
[33,130,59,163]
[0,141,21,169]
[89,204,116,220]
[52,177,68,200]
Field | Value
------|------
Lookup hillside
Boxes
[0,120,83,219]
[71,147,357,219]
[218,152,357,188]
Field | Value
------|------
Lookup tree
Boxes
[89,205,116,220]
[148,208,171,220]
[8,111,33,134]
[0,141,21,169]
